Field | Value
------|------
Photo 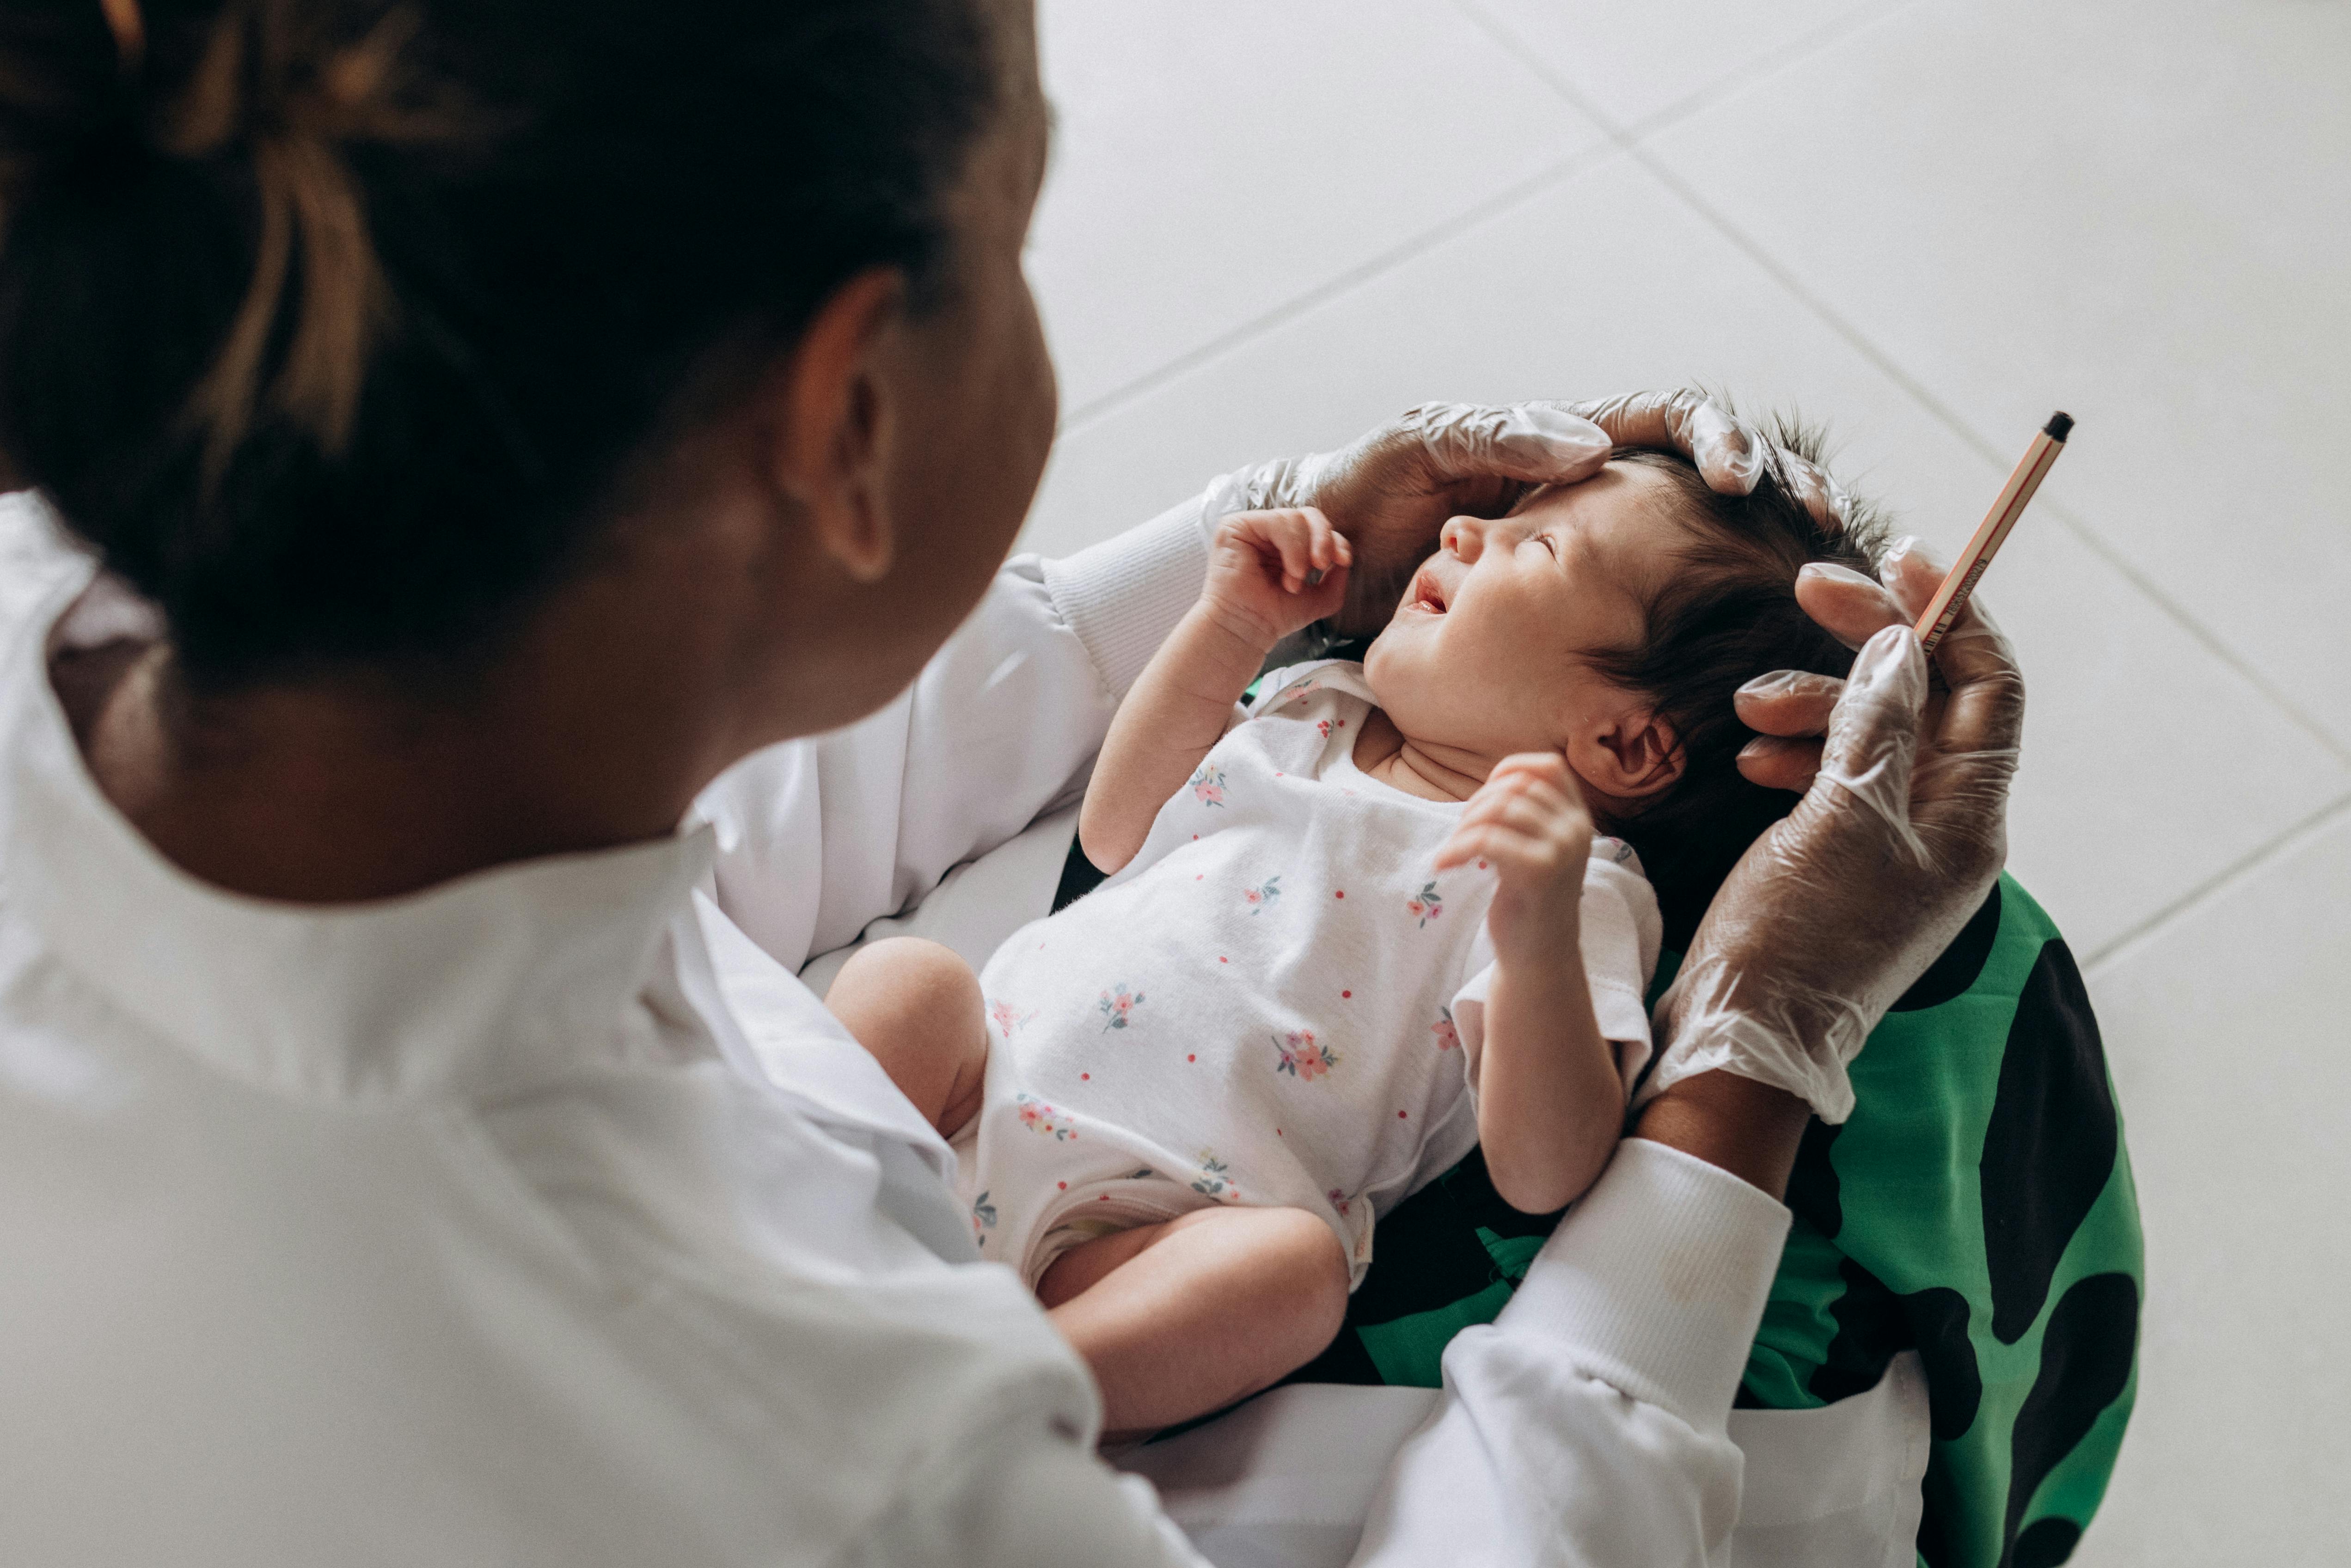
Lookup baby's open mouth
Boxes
[1408,569,1448,615]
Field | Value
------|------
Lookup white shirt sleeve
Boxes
[1351,1139,1794,1568]
[1450,841,1665,1097]
[696,497,1208,971]
[847,1436,1209,1568]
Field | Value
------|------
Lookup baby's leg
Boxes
[1039,1205,1348,1437]
[825,937,990,1139]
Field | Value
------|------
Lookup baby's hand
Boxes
[1435,754,1596,965]
[1201,508,1352,650]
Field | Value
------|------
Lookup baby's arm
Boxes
[1077,509,1350,873]
[1435,755,1627,1214]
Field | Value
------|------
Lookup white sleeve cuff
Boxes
[1039,495,1212,699]
[1494,1137,1791,1433]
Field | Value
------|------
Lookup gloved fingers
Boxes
[1875,535,2026,758]
[1567,389,1764,495]
[1405,402,1614,487]
[1733,668,1846,737]
[1203,453,1327,523]
[1876,535,1947,621]
[1935,643,2027,771]
[1810,625,1929,839]
[1735,734,1825,792]
[1772,448,1852,533]
[1929,608,2026,762]
[1794,561,1909,651]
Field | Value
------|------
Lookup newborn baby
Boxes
[828,442,1880,1434]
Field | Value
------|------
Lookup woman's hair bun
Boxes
[0,0,999,688]
[0,1,152,198]
[1,2,449,470]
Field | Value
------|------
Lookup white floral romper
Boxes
[962,662,1660,1289]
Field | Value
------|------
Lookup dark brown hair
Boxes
[0,0,998,686]
[1589,422,1890,948]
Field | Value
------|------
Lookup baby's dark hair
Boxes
[1590,420,1890,949]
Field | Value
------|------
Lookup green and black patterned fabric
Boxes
[1054,846,2143,1568]
[1292,875,2140,1568]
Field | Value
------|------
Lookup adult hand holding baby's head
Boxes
[1249,402,1613,637]
[1205,391,1779,637]
[1568,389,1867,535]
[1646,538,2024,1132]
[1735,539,2022,798]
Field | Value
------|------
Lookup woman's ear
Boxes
[1573,700,1684,802]
[768,266,907,584]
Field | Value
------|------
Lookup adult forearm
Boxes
[1041,495,1214,700]
[1351,1138,1787,1567]
[1632,1071,1811,1201]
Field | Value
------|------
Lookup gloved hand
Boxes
[1645,539,2025,1122]
[1202,391,1782,637]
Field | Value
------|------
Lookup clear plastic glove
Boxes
[1643,539,2026,1122]
[1202,392,1779,637]
[1571,388,1859,535]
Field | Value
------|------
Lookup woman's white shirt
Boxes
[0,491,1789,1567]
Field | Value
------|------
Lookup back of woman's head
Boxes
[0,0,998,687]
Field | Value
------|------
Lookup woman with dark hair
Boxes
[0,1,2021,1562]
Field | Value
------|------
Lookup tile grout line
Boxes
[1052,2,1904,442]
[1635,170,2351,767]
[2082,787,2351,976]
[1055,140,1622,441]
[1617,0,1926,145]
[1455,0,2351,770]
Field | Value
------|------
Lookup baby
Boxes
[828,440,1880,1434]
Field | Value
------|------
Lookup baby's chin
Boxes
[1358,625,1418,710]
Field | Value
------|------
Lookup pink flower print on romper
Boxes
[1243,874,1282,914]
[1316,716,1348,739]
[1192,1152,1232,1198]
[1188,766,1229,806]
[1098,984,1146,1031]
[1432,1005,1461,1053]
[1279,679,1322,709]
[1274,1029,1340,1082]
[986,998,1036,1039]
[1405,880,1444,928]
[1327,1188,1353,1218]
[1014,1092,1075,1140]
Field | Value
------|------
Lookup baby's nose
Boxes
[1441,515,1486,560]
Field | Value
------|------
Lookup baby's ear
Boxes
[1581,704,1684,801]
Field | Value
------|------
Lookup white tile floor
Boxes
[1017,2,2351,1561]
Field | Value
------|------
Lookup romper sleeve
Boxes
[1449,839,1665,1097]
[695,496,1210,970]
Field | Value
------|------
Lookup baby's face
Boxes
[1363,462,1679,767]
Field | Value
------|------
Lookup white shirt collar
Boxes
[4,570,714,1102]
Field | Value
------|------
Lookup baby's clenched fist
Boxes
[1435,753,1596,963]
[1200,508,1353,651]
